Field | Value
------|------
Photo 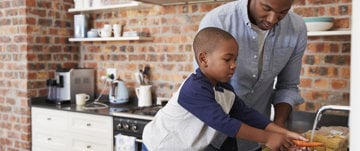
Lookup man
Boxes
[198,0,307,150]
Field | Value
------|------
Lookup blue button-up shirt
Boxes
[199,0,306,117]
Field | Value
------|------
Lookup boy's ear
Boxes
[198,52,208,67]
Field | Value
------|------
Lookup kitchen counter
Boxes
[30,97,140,117]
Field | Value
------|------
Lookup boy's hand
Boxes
[265,131,308,151]
[264,132,285,151]
[281,131,308,151]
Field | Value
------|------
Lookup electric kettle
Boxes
[109,80,129,104]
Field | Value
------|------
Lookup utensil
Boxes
[135,71,143,85]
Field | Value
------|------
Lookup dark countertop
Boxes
[30,96,140,117]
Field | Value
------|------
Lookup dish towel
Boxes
[115,133,137,151]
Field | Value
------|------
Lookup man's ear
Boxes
[198,52,208,67]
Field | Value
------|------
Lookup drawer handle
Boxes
[86,123,91,127]
[87,145,91,149]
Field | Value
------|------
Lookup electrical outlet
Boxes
[106,68,117,79]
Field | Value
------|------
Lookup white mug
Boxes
[135,85,152,107]
[113,24,122,37]
[76,93,90,106]
[98,28,112,37]
[83,0,91,8]
[92,0,102,7]
[74,0,84,9]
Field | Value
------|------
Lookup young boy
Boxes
[142,27,306,151]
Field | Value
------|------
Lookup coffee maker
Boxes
[47,68,95,104]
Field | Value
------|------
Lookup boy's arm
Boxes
[235,122,308,150]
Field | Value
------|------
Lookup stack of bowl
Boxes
[303,17,334,31]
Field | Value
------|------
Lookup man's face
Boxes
[248,0,293,30]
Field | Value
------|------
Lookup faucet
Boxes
[310,105,350,141]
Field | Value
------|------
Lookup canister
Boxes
[74,14,88,38]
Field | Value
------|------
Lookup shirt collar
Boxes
[195,68,225,92]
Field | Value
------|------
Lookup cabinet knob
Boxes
[86,123,91,127]
[47,117,52,120]
[87,145,91,149]
[47,137,52,141]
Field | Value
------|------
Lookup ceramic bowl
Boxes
[87,29,99,38]
[303,17,334,31]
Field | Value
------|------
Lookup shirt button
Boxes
[254,55,257,59]
[252,36,256,39]
[252,74,256,78]
[250,90,254,93]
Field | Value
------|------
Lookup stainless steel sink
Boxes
[286,109,349,133]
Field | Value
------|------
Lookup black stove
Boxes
[111,105,162,140]
[120,105,162,116]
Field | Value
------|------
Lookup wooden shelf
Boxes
[134,0,233,6]
[68,1,148,13]
[69,36,153,42]
[308,29,351,36]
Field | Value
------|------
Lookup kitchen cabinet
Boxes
[31,107,113,151]
[68,1,152,42]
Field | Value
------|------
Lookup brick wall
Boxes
[0,0,77,150]
[292,0,352,110]
[80,0,352,111]
[0,0,352,150]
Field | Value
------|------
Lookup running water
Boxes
[310,105,351,141]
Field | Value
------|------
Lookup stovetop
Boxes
[110,105,163,120]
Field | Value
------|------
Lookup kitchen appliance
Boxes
[111,105,163,151]
[54,68,95,104]
[109,80,129,104]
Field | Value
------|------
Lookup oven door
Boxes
[114,132,144,151]
[113,117,150,151]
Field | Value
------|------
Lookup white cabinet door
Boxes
[71,134,113,151]
[32,107,69,131]
[69,112,112,137]
[32,107,113,151]
[32,130,70,151]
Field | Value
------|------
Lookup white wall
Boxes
[350,0,359,150]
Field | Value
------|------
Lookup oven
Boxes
[111,105,162,151]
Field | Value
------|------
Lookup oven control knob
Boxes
[131,125,137,132]
[116,123,122,130]
[123,124,129,130]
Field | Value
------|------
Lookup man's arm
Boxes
[273,103,292,127]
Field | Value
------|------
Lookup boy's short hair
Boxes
[193,27,236,64]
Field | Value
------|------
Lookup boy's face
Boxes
[200,39,238,85]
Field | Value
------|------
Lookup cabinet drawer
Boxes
[32,131,69,150]
[69,112,112,137]
[32,107,69,130]
[71,135,113,151]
